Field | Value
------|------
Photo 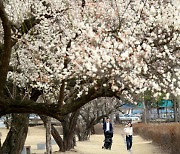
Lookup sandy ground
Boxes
[0,126,168,154]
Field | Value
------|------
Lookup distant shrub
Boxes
[134,123,180,154]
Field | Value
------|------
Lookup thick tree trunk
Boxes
[2,89,41,154]
[42,114,78,152]
[60,119,76,151]
[0,1,12,96]
[62,128,75,152]
[60,111,79,152]
[2,114,29,154]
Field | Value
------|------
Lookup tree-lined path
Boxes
[0,0,179,153]
[0,125,170,154]
[58,125,168,154]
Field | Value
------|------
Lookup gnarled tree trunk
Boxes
[41,111,79,152]
[2,89,42,154]
[60,111,79,152]
[2,114,29,154]
[61,123,76,151]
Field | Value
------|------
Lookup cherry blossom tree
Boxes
[0,0,179,153]
[0,0,179,117]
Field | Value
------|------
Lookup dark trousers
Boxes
[126,135,132,150]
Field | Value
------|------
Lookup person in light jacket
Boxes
[124,122,133,152]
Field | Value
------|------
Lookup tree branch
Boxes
[0,98,63,120]
[61,85,122,115]
[0,1,12,96]
[0,83,123,119]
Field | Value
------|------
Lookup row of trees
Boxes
[136,91,180,123]
[0,0,179,153]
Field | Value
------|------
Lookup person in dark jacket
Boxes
[103,117,113,134]
[102,117,113,149]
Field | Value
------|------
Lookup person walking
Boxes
[103,117,113,134]
[102,117,113,149]
[124,122,133,153]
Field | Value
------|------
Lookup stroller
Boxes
[102,131,113,150]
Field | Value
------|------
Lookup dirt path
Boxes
[0,126,168,154]
[62,126,167,154]
[55,126,168,154]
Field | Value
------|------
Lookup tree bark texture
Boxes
[2,114,29,154]
[51,125,64,151]
[60,111,79,152]
[46,117,52,154]
[43,114,78,152]
[0,1,12,96]
[2,88,42,154]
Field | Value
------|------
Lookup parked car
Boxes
[119,114,141,122]
[29,114,41,120]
